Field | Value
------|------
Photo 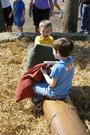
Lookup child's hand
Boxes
[43,61,52,68]
[41,67,47,74]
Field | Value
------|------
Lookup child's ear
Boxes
[57,50,60,56]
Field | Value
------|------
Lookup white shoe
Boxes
[16,32,24,38]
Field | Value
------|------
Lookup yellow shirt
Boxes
[35,36,54,46]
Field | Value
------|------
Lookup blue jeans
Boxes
[79,3,83,17]
[80,4,90,33]
[33,81,67,99]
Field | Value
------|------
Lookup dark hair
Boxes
[53,38,74,57]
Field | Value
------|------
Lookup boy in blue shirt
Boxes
[32,38,74,103]
[13,0,25,36]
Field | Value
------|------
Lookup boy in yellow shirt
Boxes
[35,20,54,46]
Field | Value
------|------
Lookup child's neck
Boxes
[41,35,49,40]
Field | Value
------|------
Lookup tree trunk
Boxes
[62,0,79,33]
[0,0,5,32]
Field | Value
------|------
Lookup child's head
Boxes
[39,20,53,39]
[53,38,74,59]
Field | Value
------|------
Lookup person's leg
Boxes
[33,82,48,96]
[6,25,12,32]
[2,6,14,32]
[54,0,61,11]
[6,6,14,32]
[80,4,88,33]
[86,5,90,34]
[32,82,48,105]
[32,4,40,33]
[16,26,24,38]
[54,0,63,18]
[17,26,23,32]
[34,8,50,33]
[79,3,83,18]
[33,82,56,99]
[40,8,49,21]
[31,94,43,105]
[15,16,25,33]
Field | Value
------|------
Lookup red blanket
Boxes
[16,63,45,102]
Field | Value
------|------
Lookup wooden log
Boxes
[42,96,88,135]
[23,32,90,41]
[0,32,90,43]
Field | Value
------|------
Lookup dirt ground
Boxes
[0,39,90,135]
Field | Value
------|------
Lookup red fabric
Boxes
[16,63,45,102]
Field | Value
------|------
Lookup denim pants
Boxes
[33,81,67,99]
[80,4,90,33]
[79,3,83,17]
